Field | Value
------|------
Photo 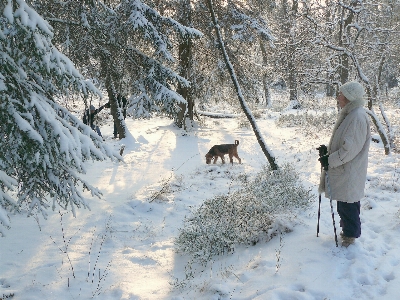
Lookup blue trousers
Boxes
[337,201,361,238]
[90,124,102,137]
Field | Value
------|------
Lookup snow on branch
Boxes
[197,111,239,118]
[0,0,120,233]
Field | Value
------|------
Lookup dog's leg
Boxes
[231,148,241,164]
[213,156,218,164]
[228,148,235,165]
[233,153,241,164]
[220,155,225,164]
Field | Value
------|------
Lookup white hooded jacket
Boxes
[319,98,371,202]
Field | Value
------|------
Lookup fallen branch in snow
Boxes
[197,111,239,119]
[149,154,200,202]
[149,173,173,203]
[50,211,77,279]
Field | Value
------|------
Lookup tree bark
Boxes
[282,0,301,109]
[105,73,126,139]
[259,39,272,107]
[207,0,278,170]
[176,0,193,129]
[338,5,354,84]
[374,55,395,151]
[364,84,390,154]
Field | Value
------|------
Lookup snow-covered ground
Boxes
[1,107,400,300]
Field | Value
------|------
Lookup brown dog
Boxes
[205,140,242,165]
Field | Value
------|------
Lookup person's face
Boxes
[90,109,95,113]
[337,92,350,108]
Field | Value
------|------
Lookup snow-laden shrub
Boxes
[237,115,251,128]
[175,163,313,264]
[276,111,337,137]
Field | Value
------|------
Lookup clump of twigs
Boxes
[175,163,313,264]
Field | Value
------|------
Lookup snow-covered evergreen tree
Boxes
[30,0,202,135]
[0,0,118,236]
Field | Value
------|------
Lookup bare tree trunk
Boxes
[105,73,126,139]
[364,84,390,154]
[374,55,396,151]
[325,0,336,97]
[259,38,272,107]
[176,0,193,129]
[326,74,336,97]
[282,0,301,109]
[263,74,272,107]
[288,58,300,108]
[338,5,354,84]
[378,103,395,151]
[207,0,278,170]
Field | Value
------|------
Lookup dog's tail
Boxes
[235,140,239,145]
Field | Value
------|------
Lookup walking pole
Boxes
[317,192,322,237]
[325,168,339,247]
[316,146,327,237]
[316,145,338,246]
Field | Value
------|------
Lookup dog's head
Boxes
[205,153,213,164]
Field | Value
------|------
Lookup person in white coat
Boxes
[318,81,371,247]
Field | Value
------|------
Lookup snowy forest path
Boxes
[82,115,322,299]
[95,115,322,299]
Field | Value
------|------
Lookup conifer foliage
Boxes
[0,0,118,235]
[31,0,202,127]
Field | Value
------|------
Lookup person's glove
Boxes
[316,145,328,157]
[104,102,111,108]
[318,155,329,170]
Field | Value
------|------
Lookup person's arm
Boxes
[94,102,110,115]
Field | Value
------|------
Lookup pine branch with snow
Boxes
[0,0,119,235]
[33,0,202,122]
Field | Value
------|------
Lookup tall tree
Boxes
[280,0,302,109]
[257,0,312,109]
[163,0,275,121]
[176,0,195,128]
[0,0,118,235]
